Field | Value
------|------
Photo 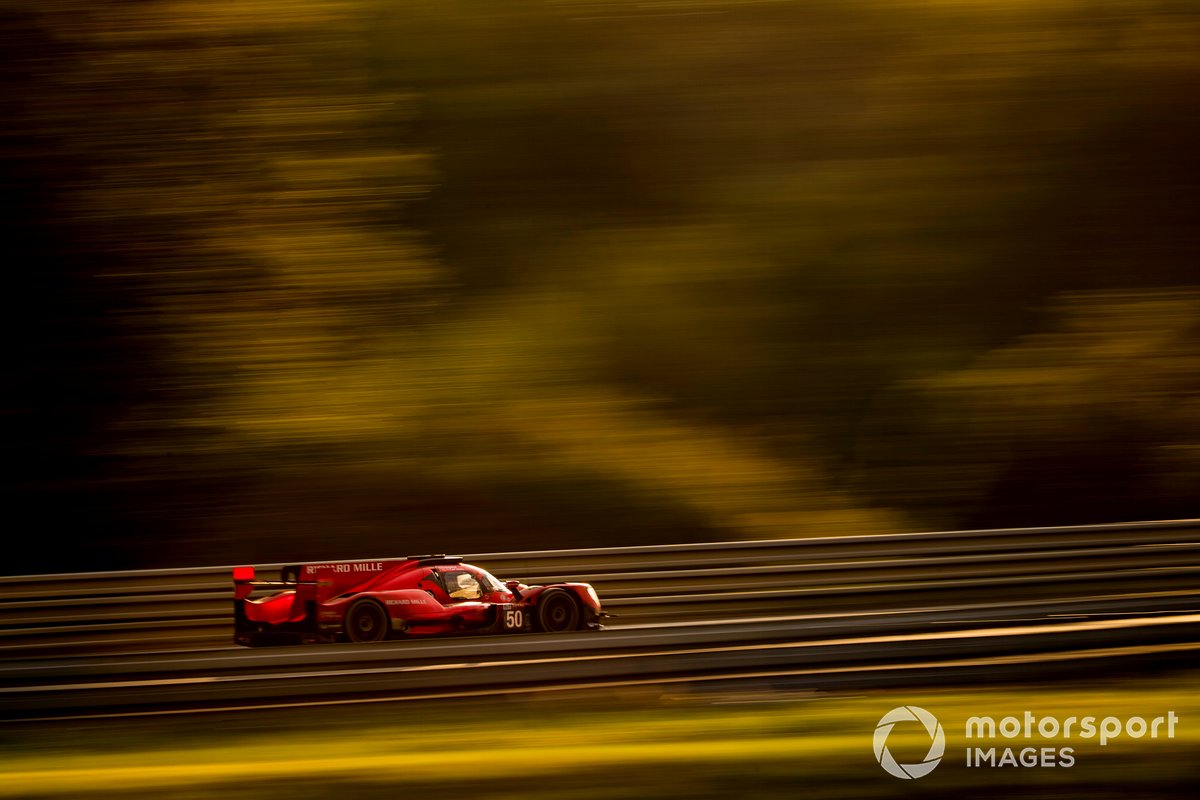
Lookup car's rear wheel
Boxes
[345,600,389,643]
[536,590,581,633]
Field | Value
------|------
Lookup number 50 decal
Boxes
[504,608,525,629]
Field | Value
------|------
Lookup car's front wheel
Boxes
[345,600,389,643]
[535,590,581,633]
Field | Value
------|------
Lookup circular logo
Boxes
[874,706,945,779]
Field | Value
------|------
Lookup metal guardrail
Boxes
[0,519,1197,654]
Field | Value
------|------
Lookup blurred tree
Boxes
[859,291,1200,527]
[5,0,1199,570]
[380,0,1200,532]
[4,1,439,569]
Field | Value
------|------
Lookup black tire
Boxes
[536,590,581,633]
[345,599,389,643]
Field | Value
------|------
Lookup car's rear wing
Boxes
[232,565,321,600]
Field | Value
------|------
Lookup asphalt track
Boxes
[2,591,1197,720]
[1,521,1197,720]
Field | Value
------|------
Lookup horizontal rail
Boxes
[4,518,1198,583]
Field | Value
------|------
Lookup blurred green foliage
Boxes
[3,0,1199,569]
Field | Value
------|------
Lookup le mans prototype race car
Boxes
[233,555,604,646]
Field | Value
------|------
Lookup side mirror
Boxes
[505,580,524,599]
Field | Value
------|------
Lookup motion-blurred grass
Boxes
[4,670,1197,799]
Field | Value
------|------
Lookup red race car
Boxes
[232,555,604,646]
